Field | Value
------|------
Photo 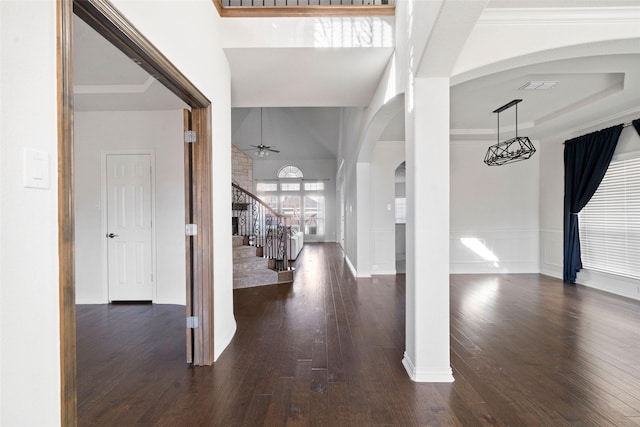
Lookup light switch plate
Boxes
[23,148,50,189]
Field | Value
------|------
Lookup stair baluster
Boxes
[232,183,292,271]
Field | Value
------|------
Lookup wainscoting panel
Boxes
[372,227,396,275]
[576,269,640,301]
[540,229,563,279]
[541,228,639,301]
[450,229,539,274]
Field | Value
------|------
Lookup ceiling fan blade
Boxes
[267,148,280,153]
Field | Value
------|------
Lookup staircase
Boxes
[232,184,295,289]
[233,236,293,288]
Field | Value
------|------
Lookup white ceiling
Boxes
[224,47,394,108]
[232,107,341,160]
[450,53,640,141]
[73,3,640,151]
[73,15,187,112]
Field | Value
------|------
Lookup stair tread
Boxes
[234,256,269,265]
[233,228,293,288]
[233,246,260,259]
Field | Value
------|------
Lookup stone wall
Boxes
[232,145,253,191]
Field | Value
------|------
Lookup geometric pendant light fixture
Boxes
[484,99,536,166]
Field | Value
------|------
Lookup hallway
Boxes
[77,243,640,425]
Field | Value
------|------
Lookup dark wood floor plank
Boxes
[241,394,272,426]
[77,243,640,426]
[327,382,350,426]
[308,368,329,424]
[262,376,294,425]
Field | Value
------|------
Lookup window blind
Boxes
[579,157,640,279]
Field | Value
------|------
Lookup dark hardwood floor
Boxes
[77,243,640,426]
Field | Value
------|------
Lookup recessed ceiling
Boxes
[450,54,640,141]
[487,0,640,7]
[73,15,187,112]
[72,5,640,150]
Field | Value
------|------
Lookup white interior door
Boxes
[106,154,154,301]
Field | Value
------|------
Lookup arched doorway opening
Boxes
[395,161,406,274]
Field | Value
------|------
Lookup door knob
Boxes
[106,233,118,238]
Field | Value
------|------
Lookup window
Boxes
[395,198,406,224]
[256,182,277,192]
[304,195,325,236]
[280,195,301,221]
[280,183,300,192]
[304,182,324,191]
[278,165,303,178]
[579,156,640,279]
[259,194,278,211]
[256,165,327,241]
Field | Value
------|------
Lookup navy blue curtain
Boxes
[563,125,623,282]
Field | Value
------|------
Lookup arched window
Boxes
[256,164,325,241]
[278,165,303,179]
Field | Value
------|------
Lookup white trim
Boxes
[371,270,397,276]
[563,107,640,140]
[577,269,640,302]
[74,75,156,94]
[541,266,563,280]
[479,7,640,25]
[75,298,108,305]
[344,254,357,278]
[101,149,157,303]
[402,352,455,383]
[153,298,186,305]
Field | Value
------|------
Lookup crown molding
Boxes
[479,7,640,25]
[74,75,157,95]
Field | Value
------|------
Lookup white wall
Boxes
[1,2,61,425]
[74,110,186,305]
[253,158,337,242]
[450,141,540,273]
[539,136,565,280]
[1,2,235,424]
[453,8,640,84]
[338,107,365,271]
[365,136,541,276]
[370,141,405,275]
[540,124,640,301]
[344,161,358,275]
[110,0,237,360]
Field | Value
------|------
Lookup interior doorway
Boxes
[58,1,214,423]
[395,162,406,274]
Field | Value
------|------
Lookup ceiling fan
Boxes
[245,108,279,158]
[250,143,280,157]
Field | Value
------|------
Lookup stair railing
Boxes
[232,183,292,271]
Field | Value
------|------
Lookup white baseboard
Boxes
[214,321,237,361]
[76,297,186,305]
[372,270,397,276]
[75,297,108,305]
[576,269,640,301]
[402,352,455,383]
[540,264,562,280]
[344,255,357,278]
[450,261,538,274]
[154,298,186,305]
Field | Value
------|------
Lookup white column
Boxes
[403,77,454,382]
[355,162,371,277]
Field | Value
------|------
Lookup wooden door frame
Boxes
[57,0,215,424]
